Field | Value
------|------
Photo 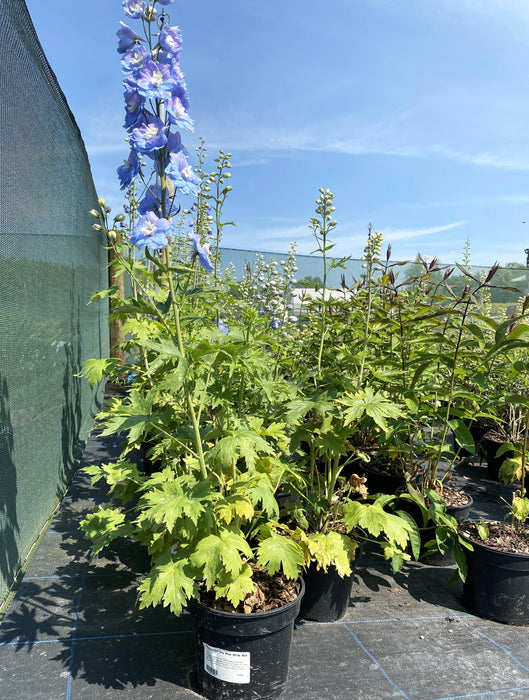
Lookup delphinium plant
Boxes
[81,0,310,615]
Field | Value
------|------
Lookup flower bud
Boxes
[114,213,126,222]
[89,209,101,219]
[107,230,118,242]
[97,198,106,207]
[144,5,157,21]
[92,224,104,232]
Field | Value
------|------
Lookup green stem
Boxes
[164,249,208,480]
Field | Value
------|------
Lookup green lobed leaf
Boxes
[256,532,305,580]
[190,529,253,589]
[80,507,135,556]
[342,500,412,549]
[303,531,359,577]
[138,477,210,532]
[80,358,123,388]
[213,564,255,607]
[137,554,198,615]
[216,495,255,524]
[208,430,273,470]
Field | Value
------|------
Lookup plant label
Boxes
[203,642,251,683]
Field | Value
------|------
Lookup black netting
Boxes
[0,0,108,604]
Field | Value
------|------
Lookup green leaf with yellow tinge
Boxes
[84,459,144,504]
[213,564,255,608]
[499,457,524,484]
[190,529,253,589]
[216,495,255,524]
[80,507,135,556]
[80,357,122,388]
[512,495,529,524]
[303,531,359,577]
[343,499,412,549]
[137,554,197,615]
[256,532,304,580]
[233,473,279,518]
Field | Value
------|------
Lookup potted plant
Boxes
[460,409,529,624]
[80,5,314,698]
[265,191,464,620]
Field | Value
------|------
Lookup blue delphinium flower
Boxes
[189,232,214,273]
[117,22,139,54]
[131,115,168,152]
[147,130,186,170]
[157,0,174,5]
[117,148,140,189]
[121,45,149,74]
[166,95,194,131]
[137,185,163,216]
[215,319,229,335]
[165,151,200,195]
[129,212,173,249]
[159,25,182,54]
[136,60,178,101]
[123,90,145,130]
[123,0,146,19]
[271,318,282,329]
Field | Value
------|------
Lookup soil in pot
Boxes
[460,520,529,625]
[192,572,303,700]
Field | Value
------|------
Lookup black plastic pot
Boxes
[298,561,357,622]
[462,533,529,625]
[447,496,473,524]
[191,580,304,700]
[482,434,514,482]
[358,462,406,496]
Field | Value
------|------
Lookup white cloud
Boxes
[225,219,469,258]
[380,221,468,243]
[194,113,529,171]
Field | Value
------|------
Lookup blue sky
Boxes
[25,0,529,266]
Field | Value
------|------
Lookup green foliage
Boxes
[80,357,124,388]
[80,508,135,556]
[137,554,198,616]
[476,521,490,541]
[82,181,529,617]
[256,532,306,579]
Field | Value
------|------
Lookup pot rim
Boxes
[189,577,305,620]
[460,523,529,560]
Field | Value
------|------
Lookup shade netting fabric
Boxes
[0,0,108,604]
